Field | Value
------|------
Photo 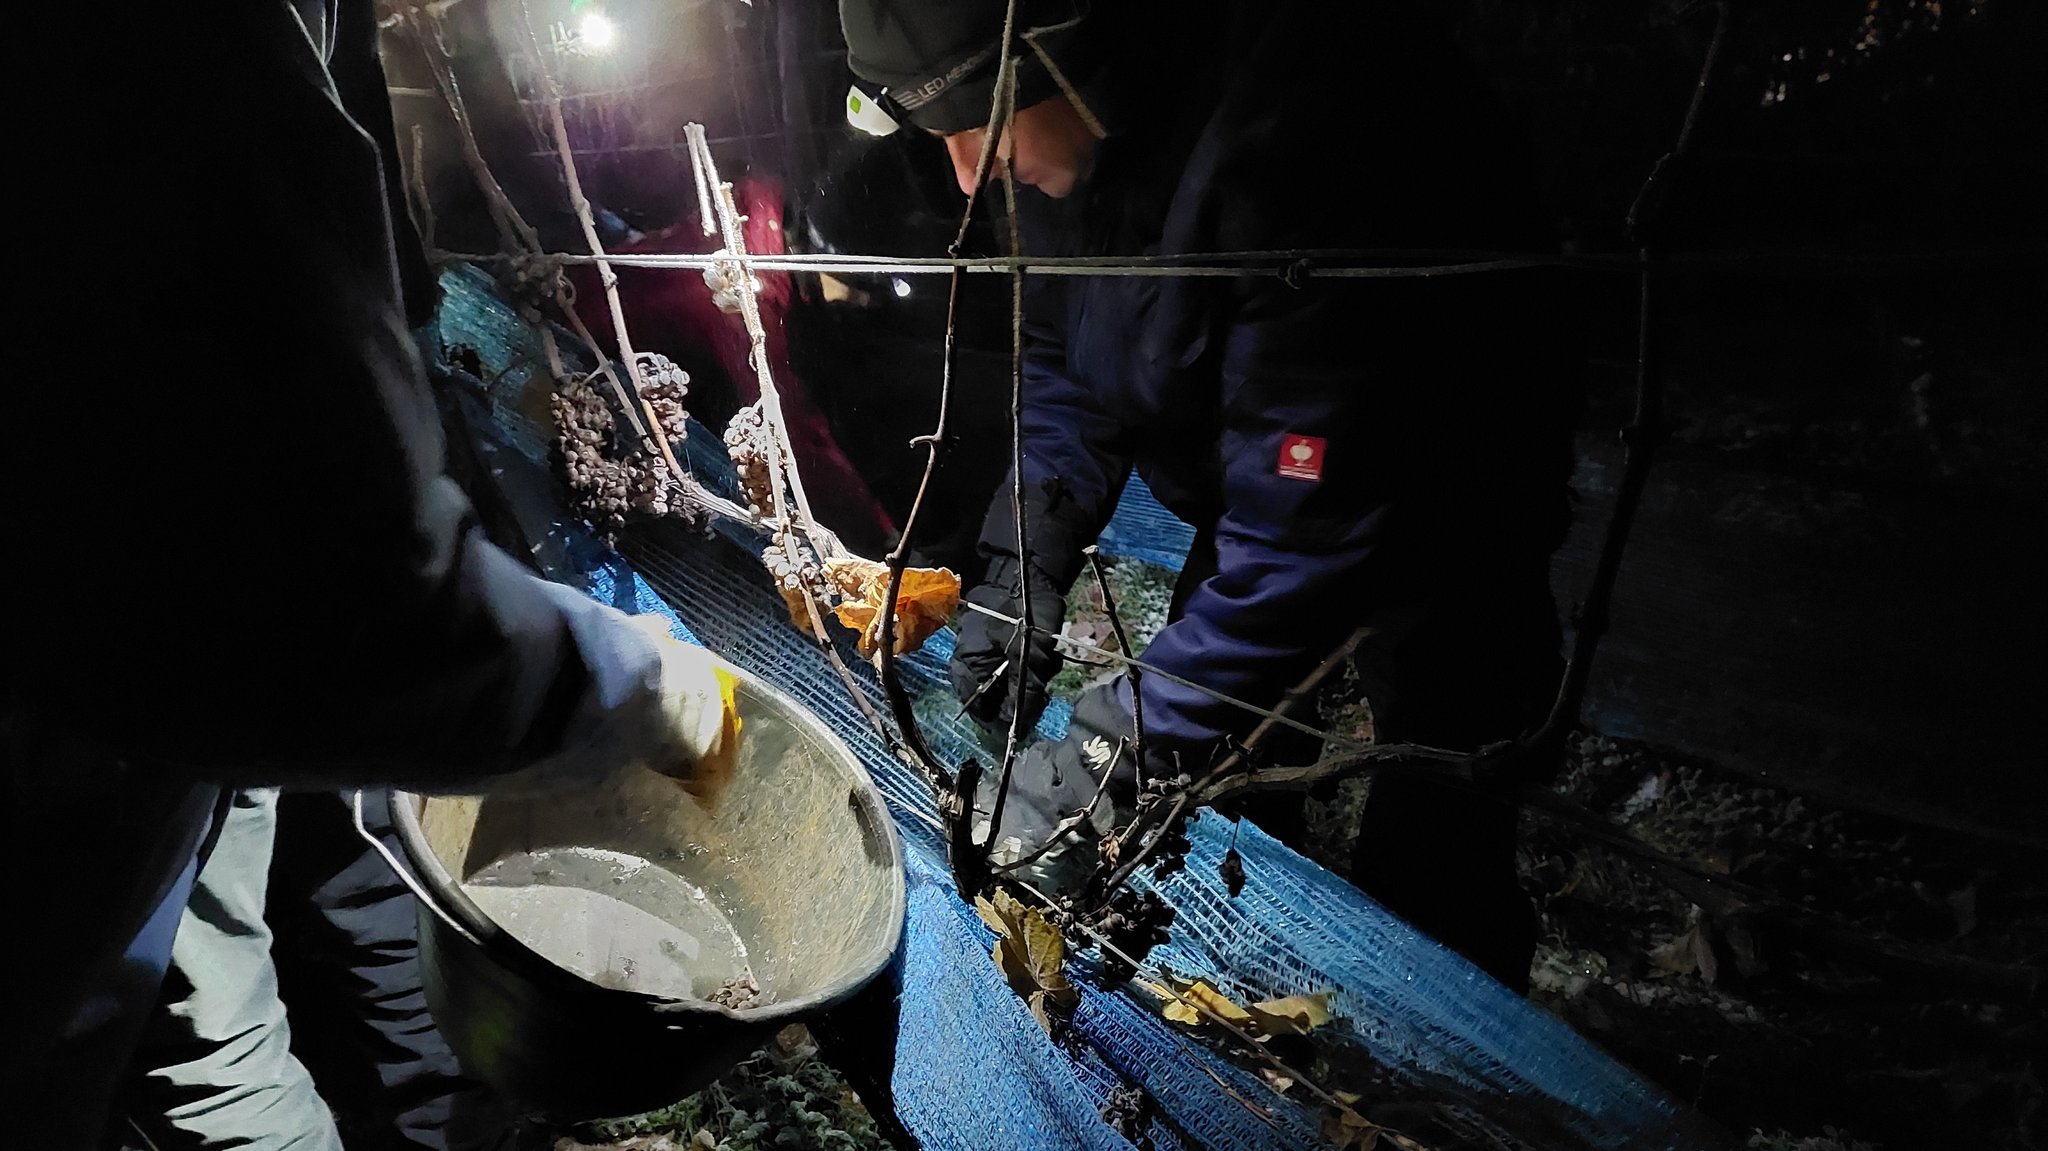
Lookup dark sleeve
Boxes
[331,0,441,326]
[982,276,1137,586]
[1129,281,1393,756]
[10,1,657,789]
[1117,5,1569,758]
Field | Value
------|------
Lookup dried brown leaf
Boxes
[1722,919,1766,979]
[1648,922,1718,985]
[1219,847,1247,898]
[773,1023,818,1062]
[1320,1105,1382,1151]
[1947,882,1979,939]
[992,935,1036,996]
[973,894,1009,937]
[777,583,814,631]
[1135,979,1204,1025]
[1028,990,1053,1036]
[826,558,960,657]
[1025,913,1075,1002]
[985,891,1074,1030]
[1149,977,1334,1039]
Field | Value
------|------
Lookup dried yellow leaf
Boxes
[993,935,1037,997]
[825,558,960,657]
[1649,922,1719,985]
[1153,978,1254,1029]
[1248,990,1334,1037]
[1028,990,1056,1036]
[1149,978,1335,1039]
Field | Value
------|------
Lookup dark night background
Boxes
[384,1,2046,1145]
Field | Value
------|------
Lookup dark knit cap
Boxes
[840,0,1080,133]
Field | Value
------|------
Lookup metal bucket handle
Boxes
[349,788,489,950]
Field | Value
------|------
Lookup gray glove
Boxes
[973,679,1140,890]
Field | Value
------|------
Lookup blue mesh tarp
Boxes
[428,265,1724,1151]
[1100,478,1199,571]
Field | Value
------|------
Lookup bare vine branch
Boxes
[681,131,891,743]
[1083,546,1146,791]
[405,9,541,255]
[412,3,747,523]
[1528,0,1731,764]
[959,601,1366,750]
[981,66,1034,886]
[700,169,846,564]
[866,0,1026,887]
[520,12,694,491]
[412,5,885,743]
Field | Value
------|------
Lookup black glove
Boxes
[951,557,1067,741]
[974,679,1140,890]
[949,477,1095,742]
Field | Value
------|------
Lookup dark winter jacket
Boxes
[6,3,660,1140]
[999,4,1578,761]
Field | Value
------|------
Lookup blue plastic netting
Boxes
[428,265,1723,1151]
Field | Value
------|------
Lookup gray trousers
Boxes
[118,789,503,1151]
[121,789,344,1150]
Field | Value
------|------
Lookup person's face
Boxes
[939,94,1100,199]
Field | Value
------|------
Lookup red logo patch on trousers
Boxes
[1277,434,1326,481]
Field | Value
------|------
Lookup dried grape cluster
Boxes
[722,403,777,514]
[724,404,832,613]
[499,255,566,323]
[1088,888,1175,982]
[1099,1085,1153,1143]
[551,373,674,540]
[635,352,690,448]
[1133,770,1197,882]
[763,523,829,604]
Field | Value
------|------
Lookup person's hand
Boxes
[623,614,744,802]
[973,679,1139,890]
[949,556,1067,743]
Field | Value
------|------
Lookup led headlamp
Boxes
[846,85,908,137]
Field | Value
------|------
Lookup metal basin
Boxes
[388,656,906,1118]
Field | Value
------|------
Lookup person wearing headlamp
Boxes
[840,0,1581,991]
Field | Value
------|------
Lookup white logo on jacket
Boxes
[1082,735,1117,771]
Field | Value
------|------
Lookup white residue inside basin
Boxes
[461,845,750,1001]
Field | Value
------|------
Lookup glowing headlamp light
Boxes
[846,85,905,138]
